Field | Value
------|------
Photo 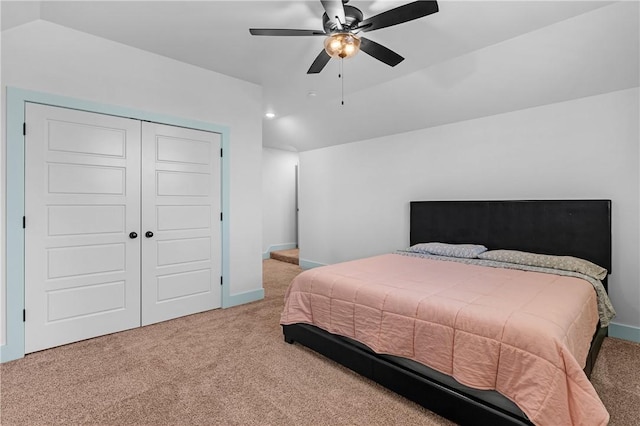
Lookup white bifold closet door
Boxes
[24,104,221,353]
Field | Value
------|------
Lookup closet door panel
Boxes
[141,122,221,326]
[24,104,141,353]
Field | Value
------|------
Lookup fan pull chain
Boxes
[340,58,344,105]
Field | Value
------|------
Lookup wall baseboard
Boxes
[262,243,297,260]
[225,288,265,308]
[299,259,327,270]
[608,322,640,343]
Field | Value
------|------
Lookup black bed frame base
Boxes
[283,323,607,426]
[283,324,532,425]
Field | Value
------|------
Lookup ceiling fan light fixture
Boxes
[323,33,361,59]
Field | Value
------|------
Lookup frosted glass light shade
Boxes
[323,33,361,59]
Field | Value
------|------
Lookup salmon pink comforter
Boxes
[281,254,609,426]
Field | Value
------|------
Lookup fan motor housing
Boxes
[322,5,363,33]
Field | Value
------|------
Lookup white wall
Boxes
[1,20,263,345]
[299,88,640,336]
[262,148,298,256]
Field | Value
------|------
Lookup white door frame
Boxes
[1,87,233,362]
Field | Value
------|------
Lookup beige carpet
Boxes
[0,259,638,425]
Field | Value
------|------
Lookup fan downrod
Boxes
[322,5,363,33]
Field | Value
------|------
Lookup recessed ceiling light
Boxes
[307,91,317,97]
[265,112,276,119]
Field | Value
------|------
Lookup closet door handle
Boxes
[145,231,154,238]
[129,232,138,239]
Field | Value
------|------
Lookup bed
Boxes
[281,200,612,426]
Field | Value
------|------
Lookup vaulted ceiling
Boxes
[2,1,638,152]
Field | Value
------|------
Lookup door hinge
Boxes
[220,212,223,221]
[23,216,26,229]
[220,276,223,286]
[23,309,26,322]
[23,122,26,136]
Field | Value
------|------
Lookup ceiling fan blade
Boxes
[359,37,404,67]
[307,50,332,74]
[321,0,346,29]
[249,28,326,36]
[357,1,439,33]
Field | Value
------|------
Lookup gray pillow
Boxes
[478,250,607,280]
[408,242,488,259]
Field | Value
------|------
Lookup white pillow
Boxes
[478,250,607,280]
[408,242,488,259]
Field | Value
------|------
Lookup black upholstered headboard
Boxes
[410,200,612,276]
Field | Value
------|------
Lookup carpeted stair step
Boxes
[270,249,299,265]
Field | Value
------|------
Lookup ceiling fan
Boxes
[249,0,439,74]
